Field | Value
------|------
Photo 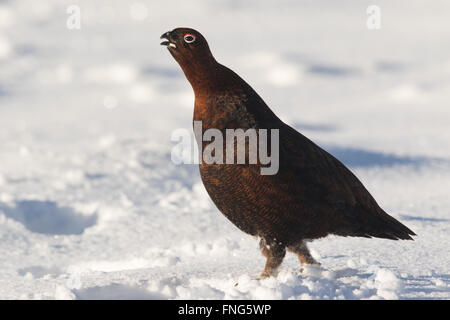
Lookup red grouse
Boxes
[161,28,415,278]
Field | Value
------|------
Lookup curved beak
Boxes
[160,31,177,49]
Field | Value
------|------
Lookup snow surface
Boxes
[0,0,449,300]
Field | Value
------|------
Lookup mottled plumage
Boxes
[161,28,416,278]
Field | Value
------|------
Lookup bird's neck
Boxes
[177,56,222,95]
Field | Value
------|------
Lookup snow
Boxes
[0,0,449,300]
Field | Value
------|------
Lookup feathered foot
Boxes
[288,240,321,273]
[258,238,286,279]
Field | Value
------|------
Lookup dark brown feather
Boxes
[162,27,416,276]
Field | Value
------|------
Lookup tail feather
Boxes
[364,210,416,240]
[335,207,416,240]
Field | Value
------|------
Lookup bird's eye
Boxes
[184,34,196,43]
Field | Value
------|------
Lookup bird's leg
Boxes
[288,240,320,271]
[258,238,286,279]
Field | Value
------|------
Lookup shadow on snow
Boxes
[0,200,97,235]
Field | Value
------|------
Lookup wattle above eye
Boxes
[184,34,196,43]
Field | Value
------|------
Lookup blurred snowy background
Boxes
[0,0,449,299]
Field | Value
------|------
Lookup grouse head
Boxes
[160,28,217,90]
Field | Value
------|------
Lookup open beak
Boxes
[160,31,177,49]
